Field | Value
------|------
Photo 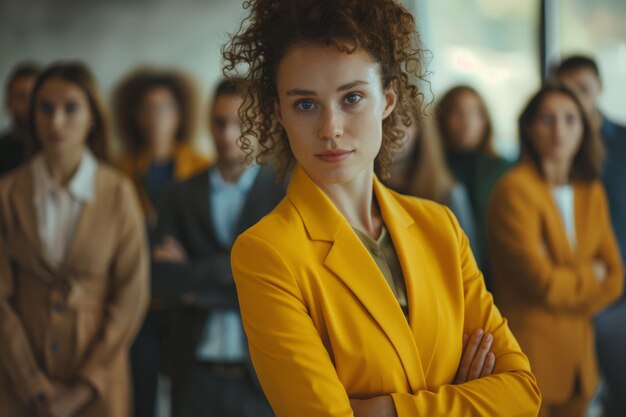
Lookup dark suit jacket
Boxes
[151,165,286,401]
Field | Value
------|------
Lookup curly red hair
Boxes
[222,0,430,180]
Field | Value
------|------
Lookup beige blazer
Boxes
[0,159,149,417]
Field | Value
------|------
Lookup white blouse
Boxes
[32,151,97,267]
[550,184,576,249]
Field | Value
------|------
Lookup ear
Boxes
[274,99,285,128]
[382,80,398,120]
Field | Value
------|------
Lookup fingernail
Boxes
[477,329,484,337]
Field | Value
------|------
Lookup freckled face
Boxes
[275,44,396,186]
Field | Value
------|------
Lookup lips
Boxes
[315,150,353,163]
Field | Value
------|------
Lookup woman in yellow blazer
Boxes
[223,1,540,416]
[487,85,623,417]
[0,62,149,417]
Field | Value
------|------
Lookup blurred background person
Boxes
[151,77,283,417]
[0,61,40,177]
[556,54,626,417]
[386,106,478,263]
[114,67,210,226]
[113,67,210,417]
[0,61,149,417]
[436,85,511,285]
[487,84,623,417]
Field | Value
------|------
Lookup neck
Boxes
[44,147,85,187]
[217,159,247,183]
[541,159,571,186]
[316,167,382,239]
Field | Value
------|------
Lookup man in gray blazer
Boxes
[151,78,285,417]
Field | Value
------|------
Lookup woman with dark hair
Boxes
[114,67,210,225]
[0,61,149,417]
[386,107,478,263]
[488,84,623,417]
[224,0,540,416]
[436,85,511,274]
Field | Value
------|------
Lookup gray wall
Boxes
[0,0,249,152]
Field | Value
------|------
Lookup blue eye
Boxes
[344,93,362,105]
[295,100,315,111]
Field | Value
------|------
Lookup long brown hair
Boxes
[222,0,431,181]
[29,61,112,162]
[518,84,603,182]
[436,85,495,156]
[406,115,457,202]
[113,67,198,156]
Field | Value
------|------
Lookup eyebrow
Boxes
[286,80,369,97]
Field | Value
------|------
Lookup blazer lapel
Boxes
[10,166,56,275]
[572,181,590,257]
[523,162,574,262]
[193,169,219,244]
[374,178,441,383]
[288,165,425,390]
[60,168,103,272]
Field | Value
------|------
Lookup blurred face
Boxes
[445,91,486,152]
[529,92,584,166]
[35,77,93,159]
[557,68,602,114]
[7,75,37,126]
[275,44,396,186]
[137,86,180,150]
[211,94,245,165]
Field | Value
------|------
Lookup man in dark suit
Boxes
[0,62,40,177]
[151,78,285,417]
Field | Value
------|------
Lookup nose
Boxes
[51,108,65,130]
[318,107,343,140]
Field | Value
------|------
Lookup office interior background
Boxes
[2,0,624,160]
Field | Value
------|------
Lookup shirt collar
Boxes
[32,150,98,204]
[209,165,260,193]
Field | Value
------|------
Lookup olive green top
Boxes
[353,225,408,316]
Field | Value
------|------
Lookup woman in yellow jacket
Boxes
[0,62,149,417]
[224,1,541,416]
[487,84,624,417]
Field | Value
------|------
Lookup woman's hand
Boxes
[592,259,607,283]
[350,396,397,417]
[153,235,188,263]
[453,328,496,384]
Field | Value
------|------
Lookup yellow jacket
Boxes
[487,160,624,402]
[231,165,540,417]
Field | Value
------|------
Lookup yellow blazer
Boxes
[487,160,624,403]
[0,161,149,417]
[118,144,211,222]
[231,165,540,417]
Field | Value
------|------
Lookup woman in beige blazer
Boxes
[488,84,624,417]
[0,62,149,417]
